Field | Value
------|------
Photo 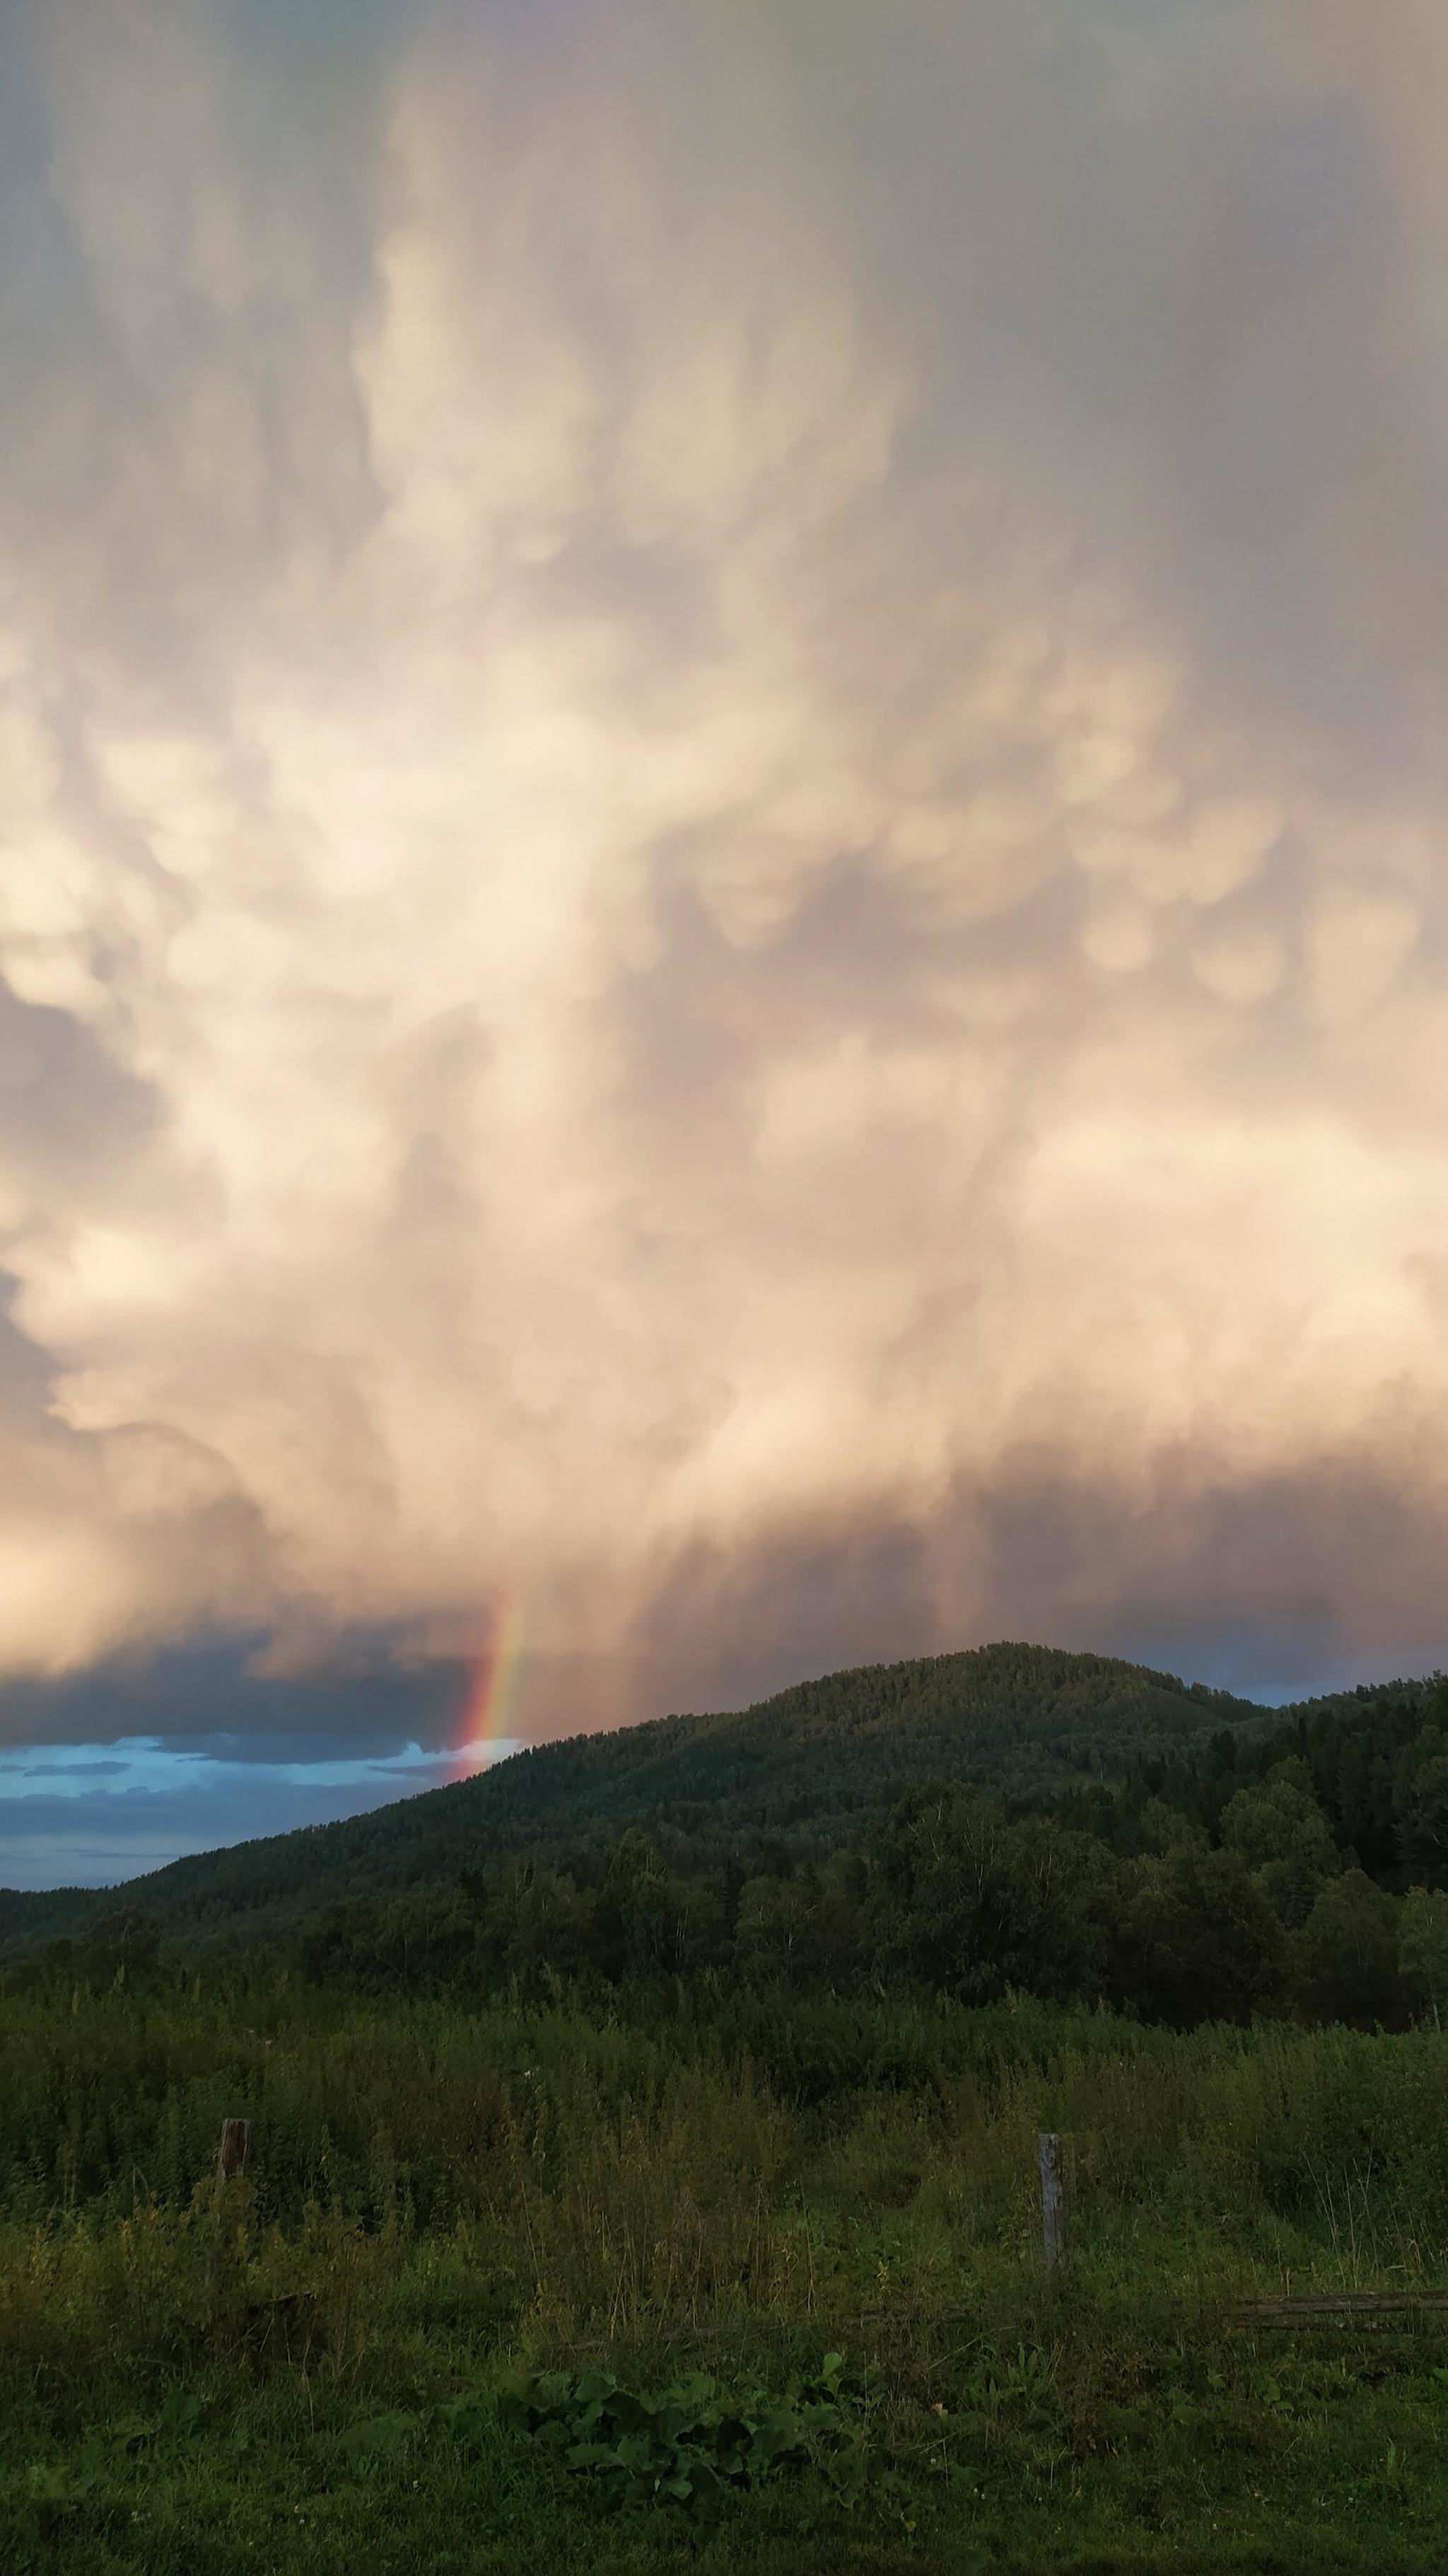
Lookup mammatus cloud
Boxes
[2,0,1448,1731]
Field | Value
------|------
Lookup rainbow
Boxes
[448,1596,526,1780]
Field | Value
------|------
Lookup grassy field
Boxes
[4,1976,1448,2571]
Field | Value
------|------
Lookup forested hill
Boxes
[0,1643,1263,1949]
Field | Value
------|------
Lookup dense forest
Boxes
[1,1644,1268,1950]
[8,1645,1448,2036]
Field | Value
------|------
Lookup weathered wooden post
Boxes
[217,2117,250,2183]
[207,2118,251,2307]
[1037,2131,1068,2275]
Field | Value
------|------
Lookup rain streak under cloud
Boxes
[4,0,1448,1763]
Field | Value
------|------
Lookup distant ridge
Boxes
[0,1641,1275,1950]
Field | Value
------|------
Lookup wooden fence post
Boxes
[217,2117,250,2183]
[1037,2131,1068,2275]
[207,2119,251,2307]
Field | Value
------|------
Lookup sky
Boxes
[4,0,1448,1886]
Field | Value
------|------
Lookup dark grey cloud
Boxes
[21,1758,127,1779]
[0,1642,469,1755]
[619,1436,1448,1723]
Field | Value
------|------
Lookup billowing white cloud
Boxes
[1,0,1448,1723]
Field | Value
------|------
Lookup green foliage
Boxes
[310,2357,872,2519]
[1220,1762,1341,1928]
[4,1967,1448,2568]
[12,1650,1448,2054]
[1124,1844,1285,2027]
[874,1786,1123,2004]
[1401,1886,1448,2027]
[0,1643,1269,1953]
[1401,1754,1448,1880]
[18,1659,1448,2570]
[1291,1870,1403,2027]
[499,2353,870,2516]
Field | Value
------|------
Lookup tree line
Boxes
[22,1672,1448,2034]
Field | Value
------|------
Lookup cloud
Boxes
[1,0,1447,1734]
[21,1759,127,1779]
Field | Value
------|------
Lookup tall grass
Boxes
[3,1972,1447,2408]
[6,1976,1448,2570]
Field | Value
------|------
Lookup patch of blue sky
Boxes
[0,1735,519,1890]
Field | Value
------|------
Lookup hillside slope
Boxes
[0,1642,1266,1949]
